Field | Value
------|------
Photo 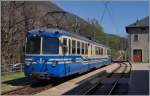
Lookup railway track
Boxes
[84,63,128,95]
[2,74,85,95]
[1,79,36,95]
[1,65,107,95]
[64,62,131,95]
[84,63,131,95]
[1,80,51,95]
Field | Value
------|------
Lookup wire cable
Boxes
[100,2,109,23]
[106,3,119,34]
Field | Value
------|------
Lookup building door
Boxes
[133,49,142,62]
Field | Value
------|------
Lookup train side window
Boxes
[95,47,97,55]
[42,37,60,54]
[62,38,68,54]
[96,47,99,55]
[97,47,99,55]
[95,46,96,55]
[85,43,88,55]
[98,47,100,55]
[106,49,108,55]
[98,48,100,55]
[72,40,76,54]
[107,50,108,55]
[105,48,106,55]
[92,46,94,56]
[81,42,85,54]
[107,49,110,55]
[63,38,67,46]
[100,48,103,55]
[68,39,71,55]
[91,45,92,55]
[77,41,80,54]
[95,47,96,55]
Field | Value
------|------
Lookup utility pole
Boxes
[74,17,80,34]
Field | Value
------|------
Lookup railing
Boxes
[112,55,128,62]
[1,63,24,75]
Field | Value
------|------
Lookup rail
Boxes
[82,62,129,95]
[108,63,128,95]
[112,55,129,63]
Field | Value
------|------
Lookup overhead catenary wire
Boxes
[106,3,124,50]
[100,2,119,46]
[106,3,119,35]
[100,2,119,34]
[100,2,108,23]
[100,2,109,45]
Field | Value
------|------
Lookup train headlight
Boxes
[25,61,31,66]
[51,61,58,67]
[25,58,34,66]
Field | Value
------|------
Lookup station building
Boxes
[126,16,149,62]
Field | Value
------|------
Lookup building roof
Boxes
[126,16,149,28]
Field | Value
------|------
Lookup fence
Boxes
[1,63,24,75]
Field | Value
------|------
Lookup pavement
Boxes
[127,63,149,95]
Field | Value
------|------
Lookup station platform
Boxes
[127,63,149,95]
[36,63,149,95]
[36,63,119,96]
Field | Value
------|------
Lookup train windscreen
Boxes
[42,37,59,54]
[26,36,41,54]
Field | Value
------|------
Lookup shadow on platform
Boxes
[128,70,149,95]
[63,70,149,95]
[2,77,32,86]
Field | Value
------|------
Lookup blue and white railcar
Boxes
[24,28,111,79]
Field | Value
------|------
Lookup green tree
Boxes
[85,18,120,58]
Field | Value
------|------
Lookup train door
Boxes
[133,49,142,62]
[62,38,70,76]
[63,60,71,76]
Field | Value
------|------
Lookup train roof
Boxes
[27,28,110,49]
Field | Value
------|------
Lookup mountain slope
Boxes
[1,1,127,73]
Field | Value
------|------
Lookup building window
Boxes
[141,27,146,31]
[134,34,138,42]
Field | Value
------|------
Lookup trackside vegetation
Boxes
[85,18,120,58]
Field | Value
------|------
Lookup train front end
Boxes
[24,30,63,80]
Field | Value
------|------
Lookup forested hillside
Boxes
[1,1,127,73]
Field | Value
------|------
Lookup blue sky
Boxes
[52,1,149,37]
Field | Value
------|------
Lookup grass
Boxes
[1,72,25,82]
[1,72,28,92]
